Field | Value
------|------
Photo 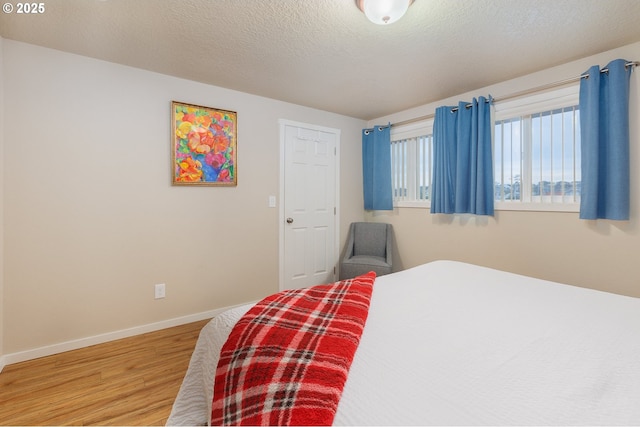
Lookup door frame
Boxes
[278,119,341,291]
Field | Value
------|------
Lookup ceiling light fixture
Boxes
[356,0,414,25]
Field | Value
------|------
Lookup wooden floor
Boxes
[0,319,210,426]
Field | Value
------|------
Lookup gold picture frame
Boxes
[171,101,237,186]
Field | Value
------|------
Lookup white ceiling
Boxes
[2,0,640,120]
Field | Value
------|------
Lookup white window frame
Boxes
[391,120,434,208]
[494,84,580,212]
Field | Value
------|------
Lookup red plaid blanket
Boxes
[210,272,376,426]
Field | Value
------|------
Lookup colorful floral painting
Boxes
[171,101,237,186]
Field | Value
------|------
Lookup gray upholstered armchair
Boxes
[340,222,393,280]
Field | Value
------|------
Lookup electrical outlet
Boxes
[154,283,166,299]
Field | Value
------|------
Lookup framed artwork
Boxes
[171,101,237,186]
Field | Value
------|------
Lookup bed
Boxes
[167,260,640,425]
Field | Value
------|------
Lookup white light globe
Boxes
[362,0,412,25]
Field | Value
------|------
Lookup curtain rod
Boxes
[390,60,639,128]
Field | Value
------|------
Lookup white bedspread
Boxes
[167,260,640,425]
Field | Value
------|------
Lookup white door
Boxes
[279,120,339,290]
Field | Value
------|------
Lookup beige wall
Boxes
[367,41,640,298]
[1,40,365,355]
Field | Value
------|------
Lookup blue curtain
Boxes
[362,125,393,210]
[431,96,494,215]
[579,59,632,220]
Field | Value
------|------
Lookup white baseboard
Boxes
[0,303,250,372]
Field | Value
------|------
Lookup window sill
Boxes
[393,201,580,213]
[494,202,579,213]
[395,201,430,209]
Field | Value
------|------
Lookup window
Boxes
[494,85,580,211]
[390,122,433,207]
[390,85,580,211]
[495,107,580,206]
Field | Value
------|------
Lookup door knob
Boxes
[286,217,294,224]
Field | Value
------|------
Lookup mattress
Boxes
[167,260,640,425]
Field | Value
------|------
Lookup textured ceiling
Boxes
[2,0,640,120]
